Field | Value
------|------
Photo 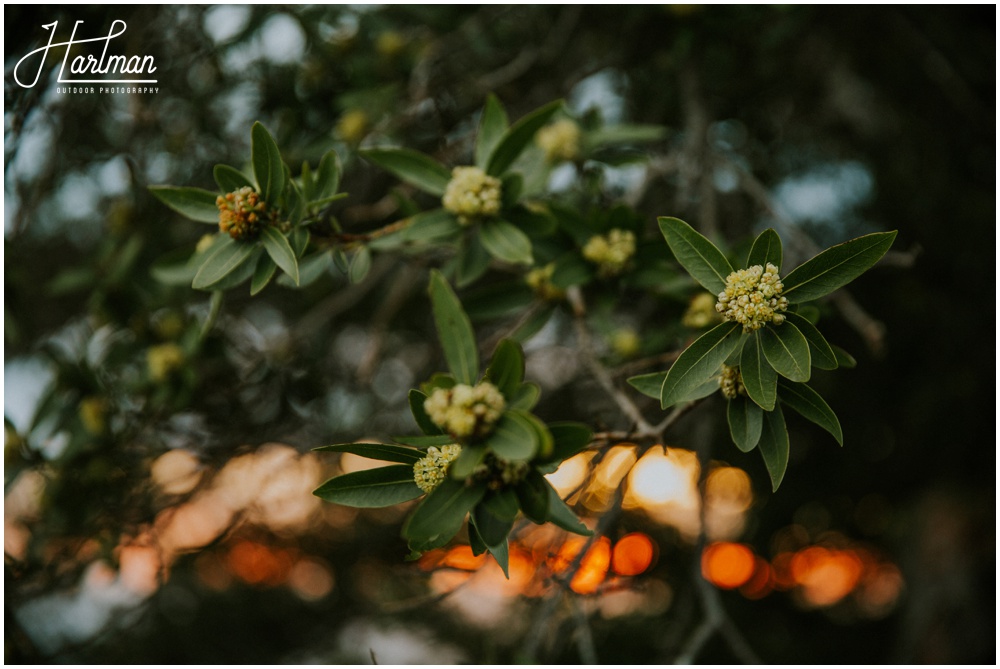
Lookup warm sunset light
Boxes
[545,452,595,498]
[702,542,756,589]
[611,533,656,576]
[551,537,612,594]
[790,546,864,607]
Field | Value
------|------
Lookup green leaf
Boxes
[192,236,257,290]
[544,482,591,536]
[584,123,668,149]
[468,520,489,556]
[313,465,423,508]
[500,173,523,209]
[740,331,777,411]
[402,478,485,549]
[314,442,423,464]
[314,149,342,201]
[627,372,666,400]
[781,231,897,303]
[300,160,315,201]
[784,312,837,370]
[348,246,372,284]
[149,186,220,223]
[508,382,540,411]
[200,248,260,291]
[761,322,811,382]
[251,121,287,205]
[727,396,763,453]
[514,469,550,523]
[475,94,509,169]
[214,164,254,193]
[486,538,510,577]
[290,226,309,257]
[832,345,857,369]
[757,406,790,492]
[454,232,491,288]
[661,322,742,408]
[250,254,277,295]
[401,209,462,243]
[421,373,457,396]
[409,389,443,436]
[484,410,538,461]
[292,251,333,288]
[485,338,525,400]
[746,228,782,269]
[450,445,487,479]
[550,252,594,289]
[361,148,451,196]
[428,270,479,385]
[486,99,563,176]
[657,216,734,294]
[479,220,533,265]
[473,489,519,547]
[393,434,455,448]
[545,422,592,463]
[260,227,299,285]
[778,380,844,446]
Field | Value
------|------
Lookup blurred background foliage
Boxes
[3,4,994,664]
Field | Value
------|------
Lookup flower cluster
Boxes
[525,263,564,301]
[683,292,724,329]
[216,186,271,241]
[715,263,789,332]
[719,364,746,399]
[536,119,581,163]
[582,228,636,278]
[424,382,506,440]
[441,166,502,226]
[412,444,463,493]
[147,343,185,382]
[473,454,530,491]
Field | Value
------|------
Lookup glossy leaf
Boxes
[214,164,254,193]
[409,389,443,435]
[784,312,837,370]
[250,254,277,295]
[485,411,538,461]
[393,434,455,448]
[515,470,550,523]
[348,246,371,284]
[545,482,591,535]
[313,465,423,507]
[657,216,734,294]
[761,322,812,382]
[473,489,519,547]
[192,236,257,290]
[314,149,342,201]
[479,220,533,265]
[149,186,220,223]
[832,345,857,369]
[778,379,844,446]
[485,338,525,400]
[741,331,777,411]
[402,209,462,243]
[727,395,763,453]
[428,270,479,385]
[260,227,299,285]
[486,99,563,176]
[627,372,667,400]
[402,478,485,549]
[508,382,540,411]
[758,406,790,492]
[361,148,451,196]
[661,322,742,408]
[314,442,423,464]
[455,232,491,288]
[450,445,487,479]
[746,228,782,269]
[545,422,592,463]
[781,231,897,303]
[475,94,509,169]
[251,121,286,205]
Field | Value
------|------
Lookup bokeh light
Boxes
[702,542,756,589]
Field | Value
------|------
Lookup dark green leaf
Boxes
[661,322,742,408]
[544,482,591,536]
[469,520,489,556]
[485,338,524,400]
[758,406,790,492]
[251,121,286,205]
[402,478,485,549]
[484,410,538,461]
[832,345,857,369]
[657,216,734,294]
[314,149,342,201]
[784,312,837,370]
[550,252,594,289]
[474,489,519,546]
[781,231,897,303]
[300,160,315,202]
[313,465,423,507]
[401,209,462,243]
[778,380,843,446]
[420,373,457,396]
[746,228,782,269]
[149,186,220,223]
[761,322,811,382]
[409,389,443,436]
[250,254,277,295]
[740,331,777,411]
[260,227,299,285]
[348,246,372,284]
[584,123,668,149]
[486,538,510,577]
[514,469,549,523]
[361,148,451,196]
[314,442,423,464]
[486,99,563,176]
[544,422,592,463]
[727,396,763,453]
[428,270,479,385]
[450,445,487,479]
[500,172,523,209]
[479,220,533,265]
[627,372,666,400]
[392,434,455,448]
[200,248,260,291]
[454,232,491,288]
[290,251,333,288]
[192,236,257,290]
[214,164,254,192]
[290,226,309,257]
[475,94,509,169]
[508,382,540,411]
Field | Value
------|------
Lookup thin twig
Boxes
[570,596,599,664]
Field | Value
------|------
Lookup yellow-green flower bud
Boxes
[715,263,789,333]
[683,292,724,329]
[536,119,581,163]
[442,166,502,226]
[525,263,564,301]
[413,444,463,493]
[147,343,185,382]
[423,382,506,441]
[79,396,108,435]
[336,109,370,145]
[719,364,746,399]
[582,229,636,278]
